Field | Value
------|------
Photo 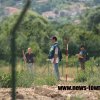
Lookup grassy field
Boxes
[0,63,78,78]
[0,59,100,87]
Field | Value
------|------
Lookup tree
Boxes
[0,11,54,63]
[83,7,100,35]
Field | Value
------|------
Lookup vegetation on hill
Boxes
[0,0,100,24]
[0,6,100,64]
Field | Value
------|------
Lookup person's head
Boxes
[50,36,57,43]
[80,45,85,50]
[28,47,32,53]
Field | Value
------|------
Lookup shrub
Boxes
[75,67,100,85]
[44,75,57,86]
[87,72,100,85]
[75,71,87,82]
[17,71,34,87]
[0,73,12,87]
[34,75,57,86]
[67,56,79,67]
[95,57,100,67]
[0,71,57,87]
[0,71,34,88]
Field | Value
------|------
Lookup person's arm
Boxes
[77,54,84,58]
[53,47,58,63]
[76,52,84,59]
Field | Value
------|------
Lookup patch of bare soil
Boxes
[0,85,100,100]
[0,77,99,100]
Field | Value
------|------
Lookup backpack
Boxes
[48,43,62,61]
[85,52,90,61]
[58,46,62,61]
[83,50,90,62]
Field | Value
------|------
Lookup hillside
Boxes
[0,0,100,23]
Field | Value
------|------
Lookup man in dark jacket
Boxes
[76,45,87,70]
[48,36,60,81]
[24,47,35,73]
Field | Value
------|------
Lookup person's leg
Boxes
[27,63,33,73]
[29,63,34,75]
[27,63,34,80]
[53,63,60,80]
[27,63,30,72]
[32,63,35,75]
[80,62,85,71]
[27,63,31,73]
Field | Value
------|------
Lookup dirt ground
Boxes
[0,78,100,100]
[0,86,100,100]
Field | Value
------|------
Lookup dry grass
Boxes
[0,63,77,77]
[0,63,99,80]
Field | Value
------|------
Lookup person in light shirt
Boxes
[48,36,60,81]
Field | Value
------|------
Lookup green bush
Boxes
[0,71,57,87]
[75,67,100,85]
[75,71,87,82]
[87,72,100,85]
[34,75,57,86]
[0,71,34,88]
[68,56,79,67]
[95,57,100,67]
[17,71,34,87]
[0,73,12,87]
[45,75,57,86]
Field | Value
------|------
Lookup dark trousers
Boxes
[80,62,85,70]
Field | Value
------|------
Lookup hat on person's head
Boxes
[50,36,57,41]
[80,45,85,49]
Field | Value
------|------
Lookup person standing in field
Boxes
[48,36,62,81]
[76,45,87,71]
[23,47,35,74]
